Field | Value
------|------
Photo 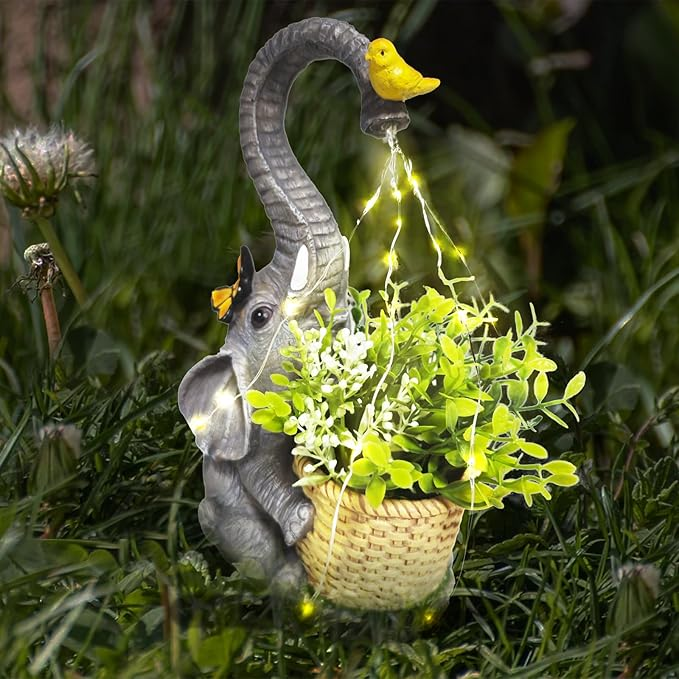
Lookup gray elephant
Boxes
[178,17,409,590]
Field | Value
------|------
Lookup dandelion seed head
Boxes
[0,125,95,217]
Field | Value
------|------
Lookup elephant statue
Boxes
[178,17,410,590]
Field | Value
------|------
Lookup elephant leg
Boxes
[238,430,314,547]
[199,455,306,589]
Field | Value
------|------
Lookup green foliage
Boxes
[248,285,583,509]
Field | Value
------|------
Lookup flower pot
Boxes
[292,456,465,610]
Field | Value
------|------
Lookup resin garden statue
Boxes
[179,16,583,610]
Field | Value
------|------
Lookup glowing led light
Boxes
[409,173,421,190]
[298,597,316,620]
[382,251,399,270]
[214,388,235,409]
[364,192,380,212]
[462,463,482,481]
[456,309,468,324]
[282,296,305,318]
[395,217,402,228]
[452,244,468,260]
[189,414,209,432]
[421,609,437,626]
[392,188,402,201]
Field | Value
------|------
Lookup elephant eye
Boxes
[251,305,273,329]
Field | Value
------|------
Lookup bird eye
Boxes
[251,305,273,329]
[380,50,385,56]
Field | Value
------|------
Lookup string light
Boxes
[362,188,381,215]
[214,388,235,409]
[297,596,316,621]
[282,296,306,319]
[381,250,399,270]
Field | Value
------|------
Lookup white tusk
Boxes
[290,244,309,291]
[342,236,350,271]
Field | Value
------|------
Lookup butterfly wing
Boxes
[211,282,238,322]
[210,247,255,325]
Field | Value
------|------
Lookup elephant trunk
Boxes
[239,17,410,306]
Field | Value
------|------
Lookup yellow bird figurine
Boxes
[365,37,440,102]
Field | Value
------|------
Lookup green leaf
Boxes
[543,408,569,428]
[251,410,283,433]
[283,420,298,436]
[514,311,523,336]
[189,626,247,673]
[534,371,549,403]
[564,371,586,400]
[440,335,463,364]
[270,373,290,387]
[548,473,579,487]
[352,458,377,476]
[292,393,305,412]
[562,400,581,422]
[390,459,415,471]
[391,434,422,453]
[529,357,558,372]
[445,400,458,433]
[245,390,268,409]
[506,379,529,407]
[324,288,337,311]
[418,473,434,493]
[390,467,413,489]
[493,336,512,365]
[452,397,482,417]
[293,474,330,487]
[543,460,577,475]
[366,476,386,508]
[518,440,548,459]
[362,436,391,468]
[267,392,292,418]
[491,403,511,435]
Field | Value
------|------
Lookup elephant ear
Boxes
[178,352,250,461]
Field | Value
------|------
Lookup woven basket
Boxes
[292,456,465,610]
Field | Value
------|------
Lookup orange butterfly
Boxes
[211,246,255,324]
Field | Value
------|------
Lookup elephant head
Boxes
[177,17,410,584]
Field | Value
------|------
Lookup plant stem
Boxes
[40,285,61,358]
[33,215,87,306]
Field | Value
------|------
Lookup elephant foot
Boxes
[199,497,288,580]
[281,499,314,547]
[270,548,308,596]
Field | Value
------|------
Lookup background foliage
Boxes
[0,0,677,676]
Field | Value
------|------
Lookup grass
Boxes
[1,1,678,676]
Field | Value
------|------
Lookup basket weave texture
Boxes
[293,456,465,610]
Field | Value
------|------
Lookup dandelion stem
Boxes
[39,285,61,358]
[33,215,87,306]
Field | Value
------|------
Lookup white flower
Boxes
[321,350,339,371]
